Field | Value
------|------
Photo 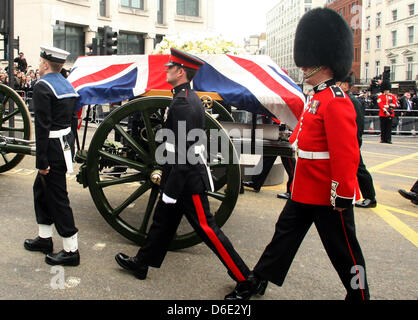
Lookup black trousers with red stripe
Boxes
[135,193,250,282]
[253,199,370,300]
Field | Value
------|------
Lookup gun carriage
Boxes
[0,54,304,250]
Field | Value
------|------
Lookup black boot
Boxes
[24,237,53,254]
[45,250,80,266]
[224,273,268,300]
[115,253,148,280]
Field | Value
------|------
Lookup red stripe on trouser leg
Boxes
[192,195,246,282]
[339,211,365,300]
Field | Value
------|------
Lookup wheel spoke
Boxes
[0,151,9,164]
[139,186,159,233]
[114,124,151,163]
[98,150,147,172]
[0,126,25,132]
[206,191,226,201]
[1,95,10,106]
[112,181,151,217]
[142,110,157,154]
[97,173,145,188]
[2,108,20,122]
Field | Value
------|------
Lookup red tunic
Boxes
[377,93,397,117]
[289,83,359,207]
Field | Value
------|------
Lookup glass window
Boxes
[409,4,415,16]
[375,61,380,76]
[157,0,164,24]
[408,26,414,44]
[53,24,85,63]
[376,35,381,48]
[366,16,370,30]
[376,12,381,27]
[121,0,144,10]
[392,30,397,47]
[390,59,396,81]
[365,37,370,50]
[406,57,413,80]
[117,32,144,55]
[392,10,397,21]
[100,0,106,16]
[177,0,199,17]
[365,62,369,82]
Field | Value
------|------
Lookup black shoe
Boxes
[24,237,53,254]
[355,199,377,208]
[242,181,261,193]
[277,192,290,199]
[398,189,418,204]
[45,250,80,266]
[115,253,148,280]
[224,273,268,300]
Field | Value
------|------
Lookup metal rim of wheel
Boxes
[0,84,32,173]
[85,96,241,250]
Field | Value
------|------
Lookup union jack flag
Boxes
[67,54,305,129]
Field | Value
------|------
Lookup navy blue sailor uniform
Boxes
[33,72,79,238]
[135,82,250,283]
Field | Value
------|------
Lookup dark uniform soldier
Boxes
[115,48,265,299]
[227,8,370,300]
[337,73,377,208]
[24,46,80,266]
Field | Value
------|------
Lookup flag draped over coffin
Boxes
[67,54,305,129]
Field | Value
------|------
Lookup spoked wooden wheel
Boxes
[0,84,32,173]
[86,96,240,250]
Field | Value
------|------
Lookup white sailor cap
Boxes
[40,45,70,63]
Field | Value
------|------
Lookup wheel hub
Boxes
[150,169,163,185]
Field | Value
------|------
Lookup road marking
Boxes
[378,204,418,218]
[374,170,418,180]
[368,152,418,173]
[371,204,418,247]
[363,141,418,150]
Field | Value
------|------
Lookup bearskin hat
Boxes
[294,8,354,81]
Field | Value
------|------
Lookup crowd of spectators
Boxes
[1,52,41,103]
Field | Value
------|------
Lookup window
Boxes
[366,16,371,30]
[390,59,396,81]
[117,32,145,54]
[392,30,397,47]
[409,4,415,16]
[376,35,381,49]
[53,24,85,63]
[375,61,380,76]
[376,12,381,27]
[100,0,107,16]
[365,38,370,50]
[406,57,413,80]
[408,26,414,44]
[157,0,164,24]
[177,0,199,17]
[121,0,144,10]
[365,62,369,82]
[392,10,397,21]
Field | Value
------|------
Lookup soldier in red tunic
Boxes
[377,83,397,143]
[226,8,370,300]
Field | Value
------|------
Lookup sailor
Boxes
[115,48,265,299]
[226,8,370,300]
[24,45,80,266]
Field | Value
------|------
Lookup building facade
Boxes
[266,0,326,84]
[326,0,363,83]
[13,0,213,68]
[361,0,417,88]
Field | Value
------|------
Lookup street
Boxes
[0,127,417,301]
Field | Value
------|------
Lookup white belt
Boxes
[297,149,330,160]
[165,143,214,192]
[49,127,73,173]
